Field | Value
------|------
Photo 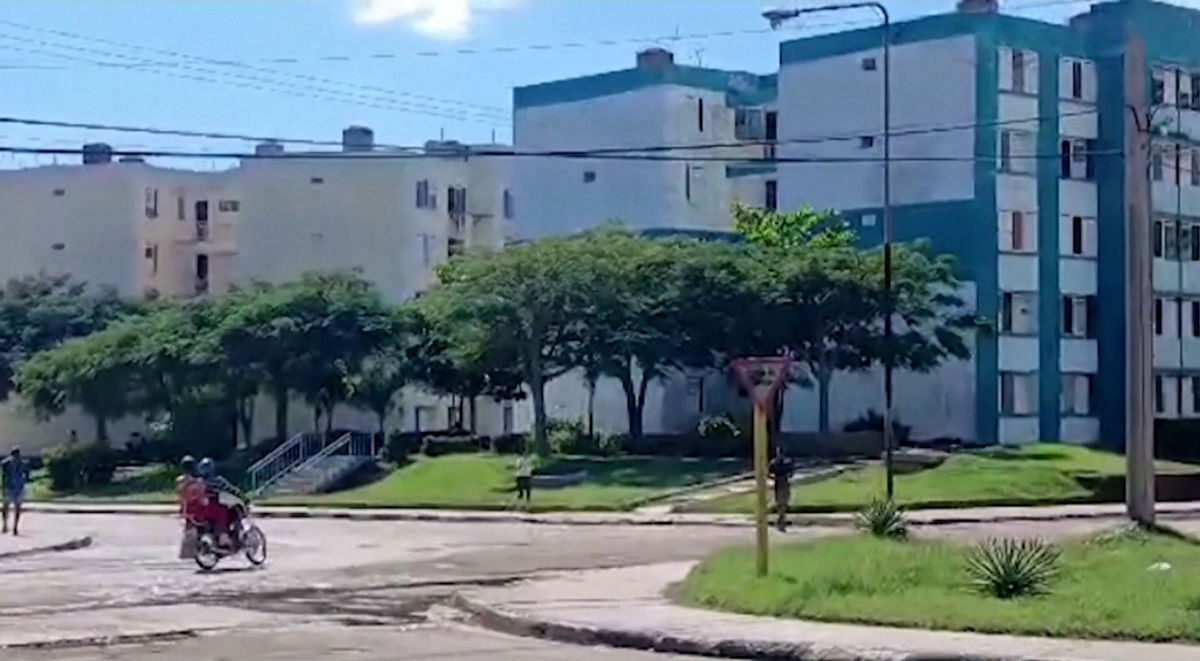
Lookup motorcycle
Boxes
[189,493,268,571]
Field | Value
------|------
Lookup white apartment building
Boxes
[0,128,515,453]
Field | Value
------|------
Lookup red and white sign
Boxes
[731,357,794,409]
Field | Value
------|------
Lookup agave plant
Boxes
[855,497,908,540]
[966,538,1061,599]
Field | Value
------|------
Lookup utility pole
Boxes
[1124,31,1156,526]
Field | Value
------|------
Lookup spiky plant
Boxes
[966,538,1061,599]
[855,497,908,540]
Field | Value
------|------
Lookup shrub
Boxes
[855,497,908,540]
[548,418,620,456]
[966,538,1061,599]
[385,431,421,462]
[844,409,912,444]
[44,442,118,491]
[490,434,527,455]
[697,414,740,440]
[422,435,482,457]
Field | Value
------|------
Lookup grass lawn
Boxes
[677,531,1200,642]
[702,444,1200,513]
[30,464,178,503]
[274,454,746,511]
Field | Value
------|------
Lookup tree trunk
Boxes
[468,396,478,434]
[325,403,335,437]
[237,397,255,450]
[816,360,833,435]
[586,378,596,441]
[313,406,322,435]
[273,384,289,444]
[376,411,387,438]
[618,371,644,442]
[529,369,549,456]
[95,414,109,444]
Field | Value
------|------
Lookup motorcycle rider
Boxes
[196,457,248,549]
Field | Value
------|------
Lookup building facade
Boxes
[509,0,1200,447]
[0,129,515,453]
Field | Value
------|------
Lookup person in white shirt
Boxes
[514,455,534,504]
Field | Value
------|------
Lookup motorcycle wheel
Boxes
[194,534,220,571]
[243,525,267,566]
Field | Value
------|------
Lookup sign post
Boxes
[732,356,794,577]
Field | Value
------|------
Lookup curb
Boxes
[1,629,197,651]
[23,502,1200,528]
[452,593,1032,661]
[0,535,93,561]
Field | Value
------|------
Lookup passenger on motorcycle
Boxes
[196,457,248,549]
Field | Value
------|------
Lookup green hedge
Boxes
[44,442,118,491]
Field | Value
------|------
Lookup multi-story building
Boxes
[0,128,515,452]
[512,47,778,238]
[509,0,1200,447]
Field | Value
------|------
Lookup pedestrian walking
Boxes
[2,448,30,536]
[768,445,795,531]
[514,454,534,507]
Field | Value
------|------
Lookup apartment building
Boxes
[506,0,1200,447]
[0,128,515,452]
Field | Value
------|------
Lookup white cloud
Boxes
[352,0,525,39]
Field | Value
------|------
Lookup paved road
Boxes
[0,513,794,659]
[2,512,1195,660]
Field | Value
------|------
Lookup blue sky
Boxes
[0,0,1191,169]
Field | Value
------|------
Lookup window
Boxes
[503,189,514,219]
[1191,300,1200,337]
[765,111,778,141]
[1060,140,1072,178]
[447,186,467,215]
[415,180,431,208]
[1000,372,1038,415]
[859,136,875,149]
[1000,292,1037,334]
[1061,374,1095,416]
[1193,74,1200,109]
[1152,146,1164,181]
[1155,297,1165,335]
[1000,130,1034,174]
[52,188,65,197]
[734,109,764,140]
[1061,139,1096,180]
[697,98,704,133]
[194,254,209,295]
[217,200,239,213]
[583,170,596,183]
[195,200,209,223]
[684,164,691,202]
[1166,220,1180,260]
[144,188,158,218]
[1154,220,1164,257]
[1176,144,1183,186]
[310,176,324,185]
[448,237,464,257]
[1071,216,1084,255]
[1085,139,1097,180]
[1001,210,1034,253]
[861,57,877,71]
[1062,295,1093,337]
[177,196,185,220]
[1191,223,1200,260]
[1071,60,1084,100]
[765,180,778,211]
[1012,50,1026,93]
[1193,376,1200,413]
[502,404,514,435]
[1153,70,1166,105]
[1192,150,1200,187]
[1155,375,1165,413]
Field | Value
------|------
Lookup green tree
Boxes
[345,308,439,438]
[733,204,855,251]
[425,240,591,455]
[0,274,131,402]
[574,232,757,440]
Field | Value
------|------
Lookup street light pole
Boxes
[765,2,895,498]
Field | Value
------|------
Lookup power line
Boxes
[0,26,789,70]
[0,20,509,120]
[0,38,507,126]
[0,116,423,151]
[0,143,1125,165]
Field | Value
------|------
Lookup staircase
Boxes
[269,455,374,496]
[248,431,377,496]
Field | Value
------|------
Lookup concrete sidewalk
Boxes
[454,562,1200,661]
[24,500,1200,528]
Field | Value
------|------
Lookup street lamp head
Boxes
[763,8,800,29]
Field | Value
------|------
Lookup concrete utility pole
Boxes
[1124,31,1156,526]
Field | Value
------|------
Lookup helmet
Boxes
[197,457,215,477]
[180,455,196,475]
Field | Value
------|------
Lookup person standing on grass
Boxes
[514,454,534,506]
[768,444,795,531]
[2,448,30,536]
